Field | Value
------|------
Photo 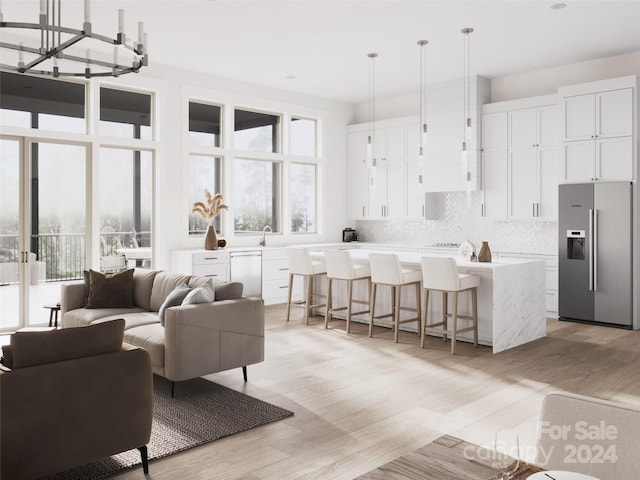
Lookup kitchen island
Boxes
[309,247,546,353]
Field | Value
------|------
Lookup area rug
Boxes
[41,376,293,480]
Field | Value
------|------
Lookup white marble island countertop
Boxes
[311,246,546,354]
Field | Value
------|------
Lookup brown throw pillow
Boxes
[86,269,135,309]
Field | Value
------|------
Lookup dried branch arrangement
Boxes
[192,190,229,221]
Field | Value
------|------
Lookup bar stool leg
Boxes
[394,285,401,343]
[286,273,294,322]
[451,291,458,354]
[414,282,422,336]
[421,289,430,348]
[305,275,314,325]
[442,292,448,342]
[368,283,377,338]
[472,287,478,347]
[325,277,333,329]
[346,279,353,334]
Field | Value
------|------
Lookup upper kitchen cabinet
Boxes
[347,131,370,219]
[481,95,558,221]
[369,127,405,219]
[559,75,637,183]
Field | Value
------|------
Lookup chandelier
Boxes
[0,0,148,78]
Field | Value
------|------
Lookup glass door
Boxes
[0,136,87,331]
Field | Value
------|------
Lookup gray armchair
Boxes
[0,319,153,480]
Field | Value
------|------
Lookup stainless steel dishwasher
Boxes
[229,251,262,298]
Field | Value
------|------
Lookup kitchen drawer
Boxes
[262,248,288,261]
[192,251,229,265]
[262,278,302,305]
[262,259,290,280]
[193,263,228,280]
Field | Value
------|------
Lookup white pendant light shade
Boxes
[417,40,428,187]
[366,52,378,169]
[461,27,474,188]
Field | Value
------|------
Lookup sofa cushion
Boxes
[133,268,158,311]
[90,312,161,331]
[149,271,191,312]
[63,307,146,328]
[159,283,192,326]
[86,269,135,309]
[182,279,215,305]
[123,324,165,369]
[9,319,125,369]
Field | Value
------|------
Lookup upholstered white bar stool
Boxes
[286,248,327,325]
[420,256,479,354]
[324,250,371,333]
[368,253,422,343]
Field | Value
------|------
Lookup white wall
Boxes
[491,51,640,102]
[113,64,355,269]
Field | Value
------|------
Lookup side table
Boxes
[44,304,61,327]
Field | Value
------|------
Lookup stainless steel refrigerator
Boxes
[559,182,633,328]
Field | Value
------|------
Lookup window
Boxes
[233,159,280,233]
[188,155,222,235]
[0,71,86,133]
[99,148,153,264]
[234,109,280,153]
[290,163,317,233]
[189,102,222,147]
[100,87,152,140]
[290,117,317,157]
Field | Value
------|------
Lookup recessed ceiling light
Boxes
[551,3,567,10]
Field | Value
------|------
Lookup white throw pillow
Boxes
[181,279,215,305]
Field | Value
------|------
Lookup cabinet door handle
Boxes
[204,257,219,261]
[279,285,288,289]
[362,205,365,217]
[205,274,219,278]
[481,203,485,217]
[279,267,289,271]
[532,203,536,217]
[422,205,425,217]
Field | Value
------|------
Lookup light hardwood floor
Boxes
[112,305,640,480]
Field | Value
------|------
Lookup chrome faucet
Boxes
[260,225,272,246]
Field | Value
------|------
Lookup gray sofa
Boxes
[60,268,265,386]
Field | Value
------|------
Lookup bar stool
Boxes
[324,250,371,333]
[420,256,479,354]
[368,253,422,343]
[286,248,327,324]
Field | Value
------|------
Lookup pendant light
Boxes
[461,27,474,185]
[417,40,428,188]
[367,52,378,181]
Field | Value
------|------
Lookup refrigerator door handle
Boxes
[588,208,594,291]
[593,208,598,292]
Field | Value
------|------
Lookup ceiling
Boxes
[2,1,640,104]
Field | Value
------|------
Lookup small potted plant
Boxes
[192,190,228,250]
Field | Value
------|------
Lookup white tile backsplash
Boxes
[355,191,558,255]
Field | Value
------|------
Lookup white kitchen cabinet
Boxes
[171,250,230,281]
[562,136,633,182]
[261,248,301,305]
[369,127,405,219]
[559,76,636,183]
[481,149,508,219]
[509,146,558,220]
[481,112,507,152]
[347,131,370,219]
[562,88,633,142]
[482,98,558,221]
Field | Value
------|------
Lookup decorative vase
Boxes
[204,224,218,250]
[478,241,492,263]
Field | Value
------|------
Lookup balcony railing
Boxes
[0,231,151,285]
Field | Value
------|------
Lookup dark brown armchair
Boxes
[0,319,153,480]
